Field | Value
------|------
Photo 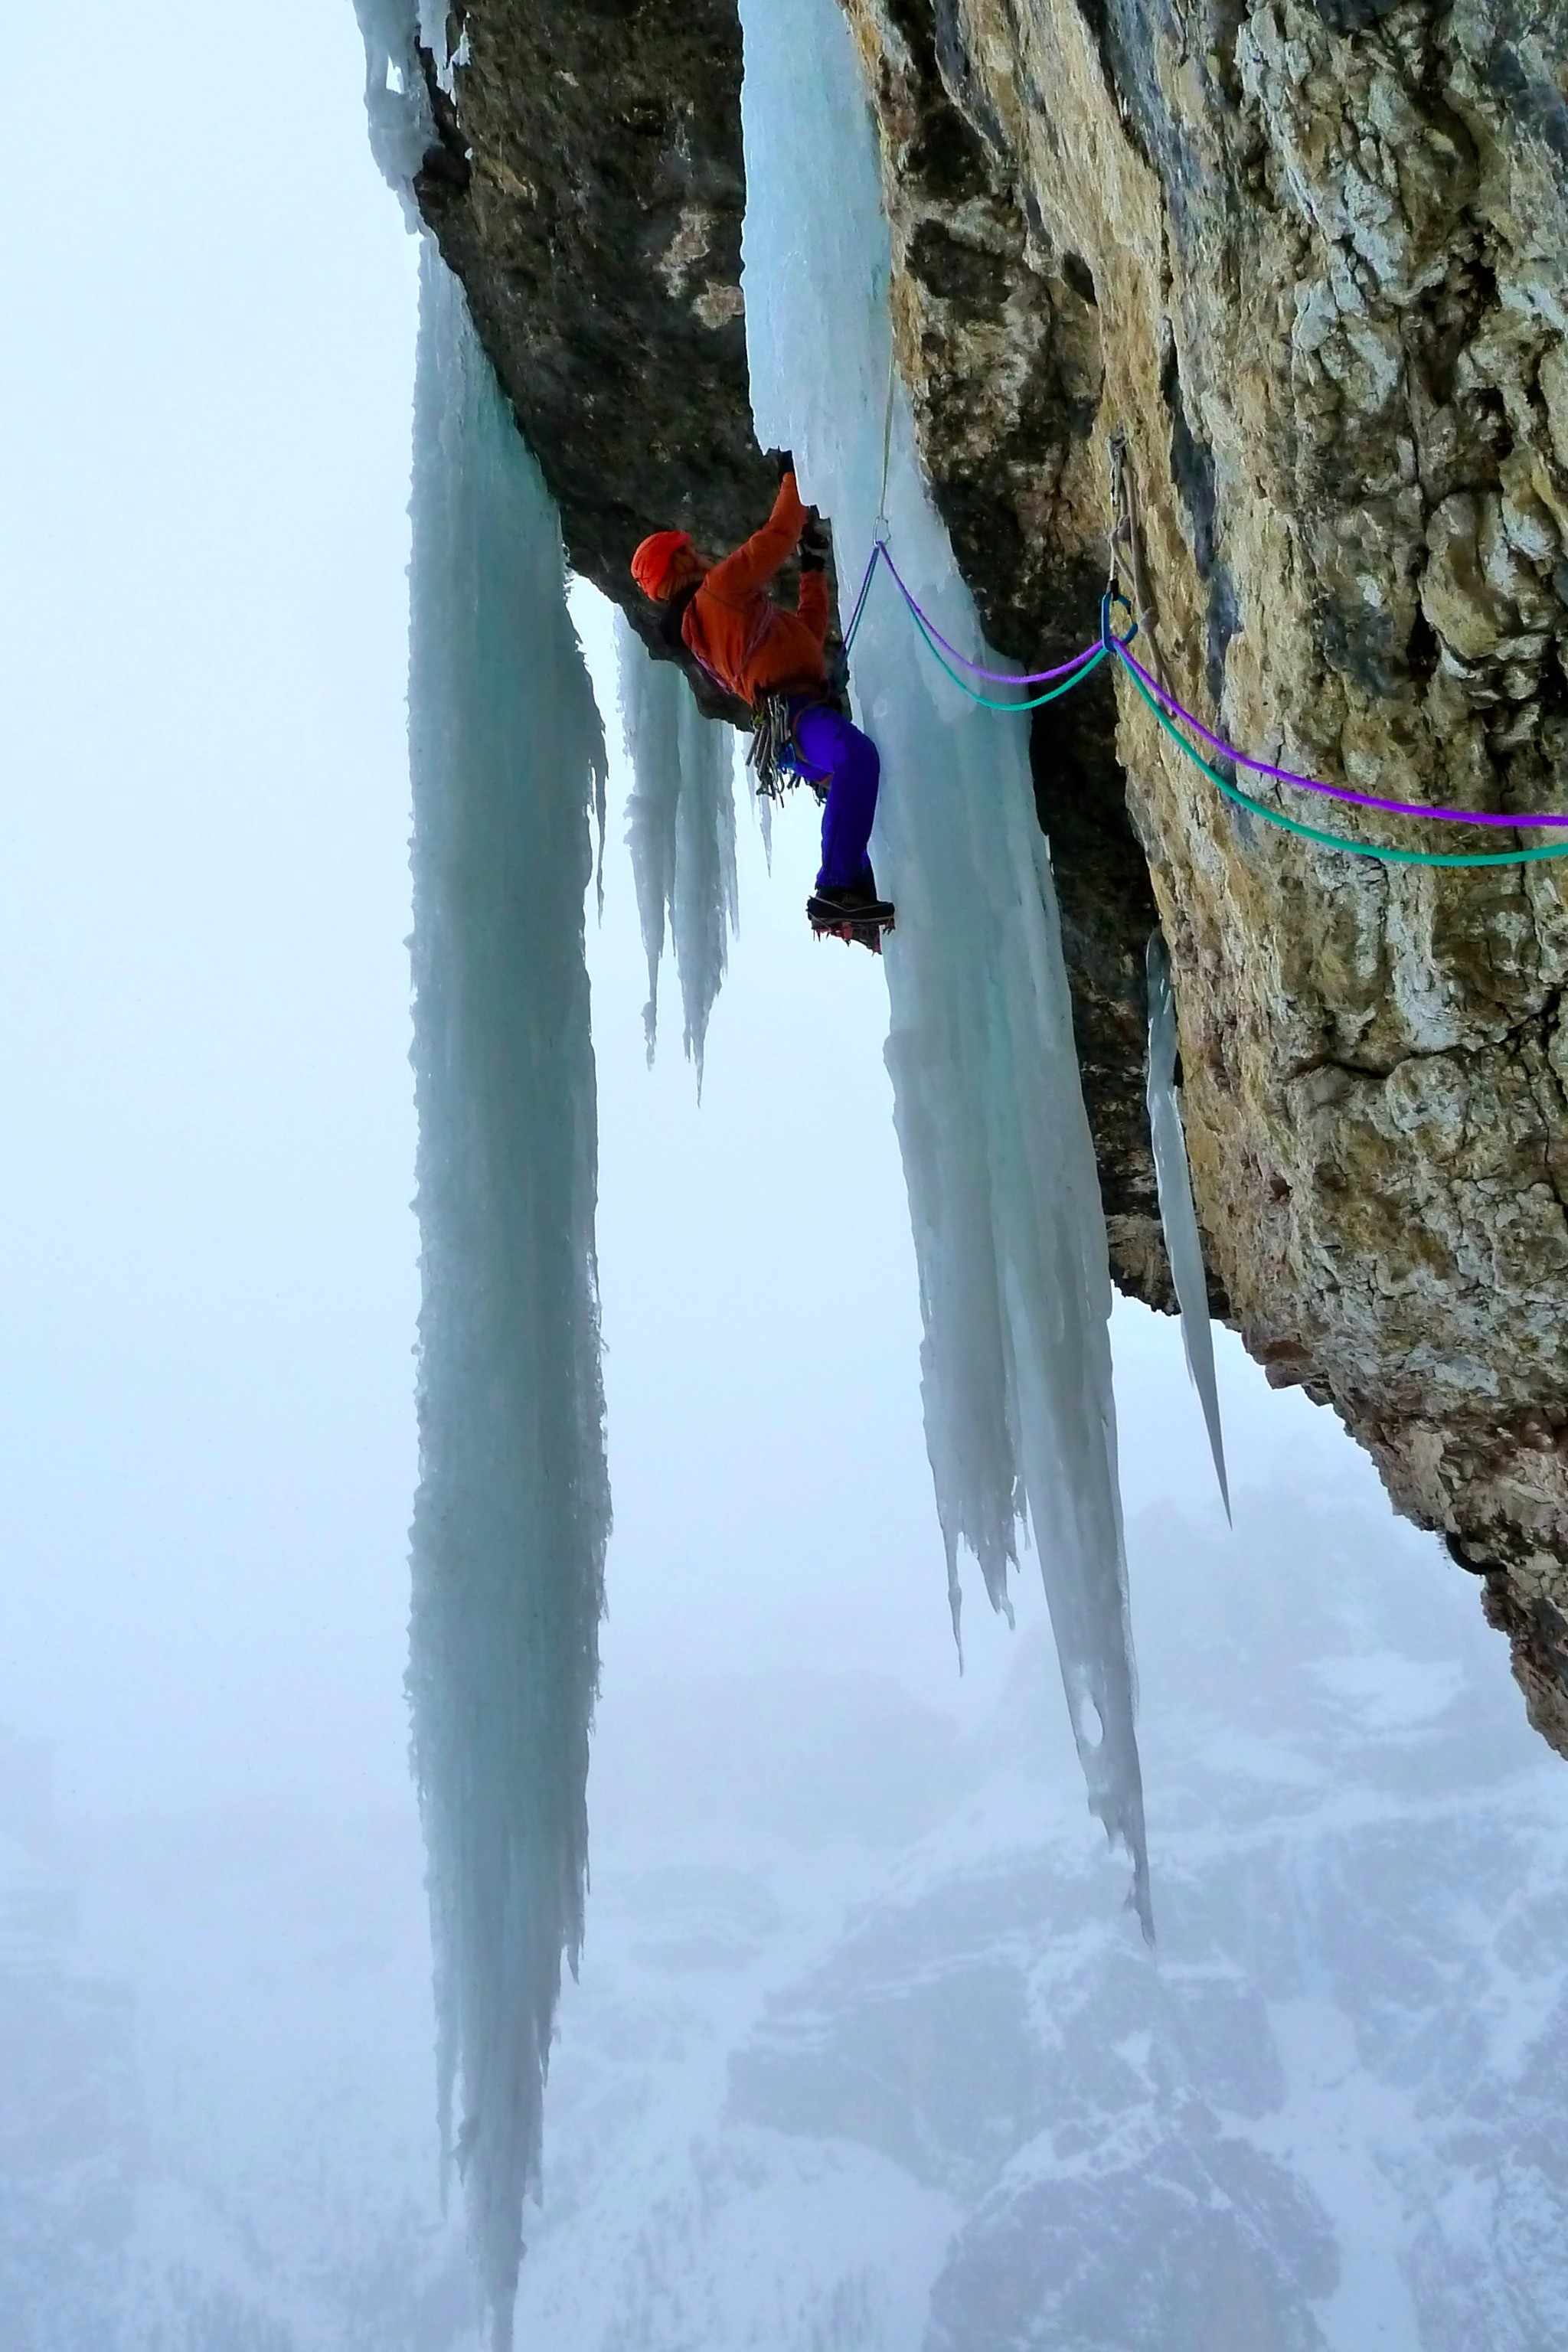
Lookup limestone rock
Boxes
[410,0,1171,1294]
[407,0,774,722]
[838,0,1568,1749]
[416,0,1568,1754]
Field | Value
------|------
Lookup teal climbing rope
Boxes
[910,610,1106,710]
[839,522,1568,873]
[1116,652,1568,871]
[841,538,1106,707]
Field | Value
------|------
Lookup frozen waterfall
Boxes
[352,0,435,220]
[738,0,1150,1928]
[407,246,610,2350]
[1146,933,1230,1518]
[615,612,739,1083]
[354,14,612,2344]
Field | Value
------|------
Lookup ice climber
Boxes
[630,455,894,944]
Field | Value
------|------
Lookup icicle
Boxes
[738,0,1150,1933]
[747,754,775,870]
[616,614,678,1064]
[614,613,738,1088]
[407,247,610,2352]
[1145,932,1231,1521]
[350,0,436,227]
[416,0,456,88]
[672,694,738,1088]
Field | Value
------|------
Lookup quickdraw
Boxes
[746,690,808,802]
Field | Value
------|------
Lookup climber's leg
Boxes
[793,704,881,891]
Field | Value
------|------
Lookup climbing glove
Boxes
[769,446,796,482]
[799,509,829,572]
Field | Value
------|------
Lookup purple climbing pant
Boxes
[792,699,881,890]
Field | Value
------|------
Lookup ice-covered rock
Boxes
[738,0,1149,1928]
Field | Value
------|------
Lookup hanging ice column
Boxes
[407,250,610,2347]
[615,613,739,1082]
[354,8,609,2341]
[739,0,1149,1927]
[1146,933,1230,1518]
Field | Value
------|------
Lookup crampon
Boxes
[806,891,896,954]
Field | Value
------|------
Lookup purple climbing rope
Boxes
[876,543,1102,685]
[1117,642,1568,831]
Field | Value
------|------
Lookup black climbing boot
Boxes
[806,874,897,952]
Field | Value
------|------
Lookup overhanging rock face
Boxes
[410,0,1169,1301]
[410,0,773,719]
[845,0,1568,1747]
[414,0,1568,1753]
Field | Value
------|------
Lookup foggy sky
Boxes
[0,0,1410,1840]
[2,16,1547,2350]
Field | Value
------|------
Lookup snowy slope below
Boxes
[500,1498,1568,2352]
[5,1488,1565,2350]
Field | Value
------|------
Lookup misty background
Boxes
[4,8,1565,2350]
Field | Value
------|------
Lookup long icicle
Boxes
[1145,933,1230,1522]
[740,0,1152,1935]
[407,248,609,2352]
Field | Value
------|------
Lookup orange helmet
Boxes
[631,529,700,601]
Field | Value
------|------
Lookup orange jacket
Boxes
[682,474,829,706]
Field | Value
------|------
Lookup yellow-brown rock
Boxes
[843,0,1568,1746]
[415,0,1568,1751]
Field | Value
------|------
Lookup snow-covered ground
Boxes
[8,1480,1564,2351]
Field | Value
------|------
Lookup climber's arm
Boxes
[704,472,808,604]
[797,570,831,644]
[796,510,831,645]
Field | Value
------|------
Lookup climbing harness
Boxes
[831,455,1568,872]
